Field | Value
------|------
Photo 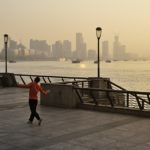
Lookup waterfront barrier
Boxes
[0,73,17,87]
[40,83,80,108]
[1,72,150,116]
[10,73,150,110]
[14,73,87,84]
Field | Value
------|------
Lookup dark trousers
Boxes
[29,99,40,122]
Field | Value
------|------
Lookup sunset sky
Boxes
[0,0,150,56]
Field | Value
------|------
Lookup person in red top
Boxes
[18,76,48,125]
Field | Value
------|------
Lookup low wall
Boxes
[0,73,17,87]
[40,78,125,108]
[88,77,109,98]
[40,83,80,108]
[88,78,125,106]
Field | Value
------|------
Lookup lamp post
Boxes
[4,34,8,73]
[96,27,102,78]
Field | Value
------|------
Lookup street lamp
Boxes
[96,27,102,78]
[4,34,8,73]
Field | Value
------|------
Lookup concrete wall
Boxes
[0,73,17,87]
[40,83,80,108]
[40,78,125,108]
[0,76,2,86]
[88,77,109,98]
[88,78,125,106]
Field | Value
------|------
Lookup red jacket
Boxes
[18,82,47,100]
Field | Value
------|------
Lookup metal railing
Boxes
[14,73,88,85]
[72,79,150,111]
[14,73,150,111]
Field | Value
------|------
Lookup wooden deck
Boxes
[0,88,150,150]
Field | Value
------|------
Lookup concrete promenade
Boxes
[0,88,150,150]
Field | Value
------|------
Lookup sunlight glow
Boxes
[80,63,86,69]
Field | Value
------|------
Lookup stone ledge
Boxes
[78,103,150,117]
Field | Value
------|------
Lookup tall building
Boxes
[113,36,127,60]
[1,39,26,59]
[8,39,19,59]
[75,33,87,60]
[9,39,18,50]
[88,49,96,60]
[63,40,72,59]
[52,41,63,59]
[17,43,26,57]
[102,41,109,60]
[29,39,50,57]
[119,45,126,60]
[113,36,120,60]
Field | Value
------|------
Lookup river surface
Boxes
[1,60,150,91]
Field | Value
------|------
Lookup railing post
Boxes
[106,91,114,107]
[147,94,150,104]
[42,77,47,83]
[20,75,26,85]
[30,76,33,82]
[90,90,98,105]
[127,93,129,107]
[74,87,83,104]
[62,77,64,82]
[47,77,51,83]
[142,100,145,110]
[81,81,84,96]
[135,93,143,110]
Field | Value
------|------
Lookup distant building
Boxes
[102,41,109,60]
[63,40,72,59]
[52,41,63,59]
[113,36,120,60]
[75,33,87,60]
[17,43,26,57]
[113,36,126,61]
[29,39,51,57]
[125,52,139,60]
[88,49,96,60]
[9,39,18,50]
[8,39,19,58]
[1,38,26,59]
[119,45,126,60]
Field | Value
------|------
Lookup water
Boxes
[1,60,150,91]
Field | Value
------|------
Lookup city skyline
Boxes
[0,31,146,58]
[0,0,150,57]
[0,33,139,61]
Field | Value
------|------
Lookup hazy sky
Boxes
[0,0,150,56]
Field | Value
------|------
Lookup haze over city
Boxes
[0,0,150,57]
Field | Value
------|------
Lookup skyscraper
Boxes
[102,41,109,60]
[52,41,63,59]
[113,36,127,61]
[29,39,50,57]
[63,40,72,59]
[113,36,120,60]
[75,33,87,60]
[88,49,96,60]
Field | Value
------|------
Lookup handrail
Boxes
[73,87,150,110]
[13,73,150,111]
[14,73,88,79]
[103,78,127,91]
[74,87,150,95]
[14,73,88,85]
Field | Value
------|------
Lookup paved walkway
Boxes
[0,88,150,150]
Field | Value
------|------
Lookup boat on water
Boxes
[105,60,111,63]
[72,59,81,63]
[94,60,100,64]
[9,60,16,63]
